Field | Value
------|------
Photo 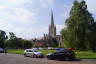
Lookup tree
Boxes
[6,32,32,49]
[89,22,96,51]
[61,0,95,50]
[22,40,32,49]
[6,32,18,48]
[0,30,8,48]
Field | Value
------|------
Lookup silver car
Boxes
[24,49,44,58]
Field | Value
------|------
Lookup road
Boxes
[0,53,96,64]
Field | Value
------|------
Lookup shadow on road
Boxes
[74,58,82,61]
[51,58,82,62]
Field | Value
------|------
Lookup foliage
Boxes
[6,32,18,48]
[0,30,8,48]
[22,40,32,49]
[45,37,58,47]
[6,32,32,49]
[61,0,95,50]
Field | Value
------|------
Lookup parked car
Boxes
[0,48,4,53]
[38,48,44,50]
[46,48,75,60]
[32,48,38,50]
[24,49,44,58]
[54,48,63,50]
[47,47,54,50]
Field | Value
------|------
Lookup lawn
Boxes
[7,49,56,55]
[39,50,56,55]
[7,49,24,54]
[76,51,96,59]
[7,49,96,59]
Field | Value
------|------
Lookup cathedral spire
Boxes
[51,10,54,26]
[49,10,56,38]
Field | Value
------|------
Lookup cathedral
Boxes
[32,11,64,47]
[49,11,56,38]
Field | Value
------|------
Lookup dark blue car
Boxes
[46,48,75,60]
[0,48,4,53]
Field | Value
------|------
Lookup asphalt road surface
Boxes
[0,53,96,64]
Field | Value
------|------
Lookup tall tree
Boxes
[0,30,8,48]
[7,32,18,48]
[61,0,94,50]
[89,22,96,51]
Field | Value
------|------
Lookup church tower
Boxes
[49,11,56,38]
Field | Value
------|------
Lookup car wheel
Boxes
[47,56,54,60]
[30,54,34,58]
[24,54,27,57]
[65,57,69,61]
[47,56,51,59]
[69,57,75,61]
[33,54,37,58]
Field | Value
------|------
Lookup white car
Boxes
[38,48,44,50]
[24,49,44,58]
[47,47,54,50]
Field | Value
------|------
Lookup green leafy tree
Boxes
[6,32,18,48]
[6,32,32,49]
[0,30,8,48]
[61,0,95,50]
[22,40,32,49]
[89,22,96,51]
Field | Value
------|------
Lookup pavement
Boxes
[0,53,96,64]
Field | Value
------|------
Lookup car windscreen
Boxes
[33,50,38,52]
[27,50,33,52]
[57,49,69,53]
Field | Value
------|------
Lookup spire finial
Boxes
[51,10,54,26]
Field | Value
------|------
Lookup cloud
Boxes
[0,19,14,31]
[13,26,48,39]
[0,0,55,39]
[13,24,64,39]
[56,24,65,35]
[61,12,69,20]
[0,0,36,24]
[0,0,32,6]
[0,0,36,39]
[60,1,72,20]
[12,8,36,24]
[85,0,96,18]
[85,0,96,13]
[39,0,54,8]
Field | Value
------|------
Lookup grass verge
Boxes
[39,50,56,55]
[76,51,96,59]
[7,49,96,59]
[7,49,24,54]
